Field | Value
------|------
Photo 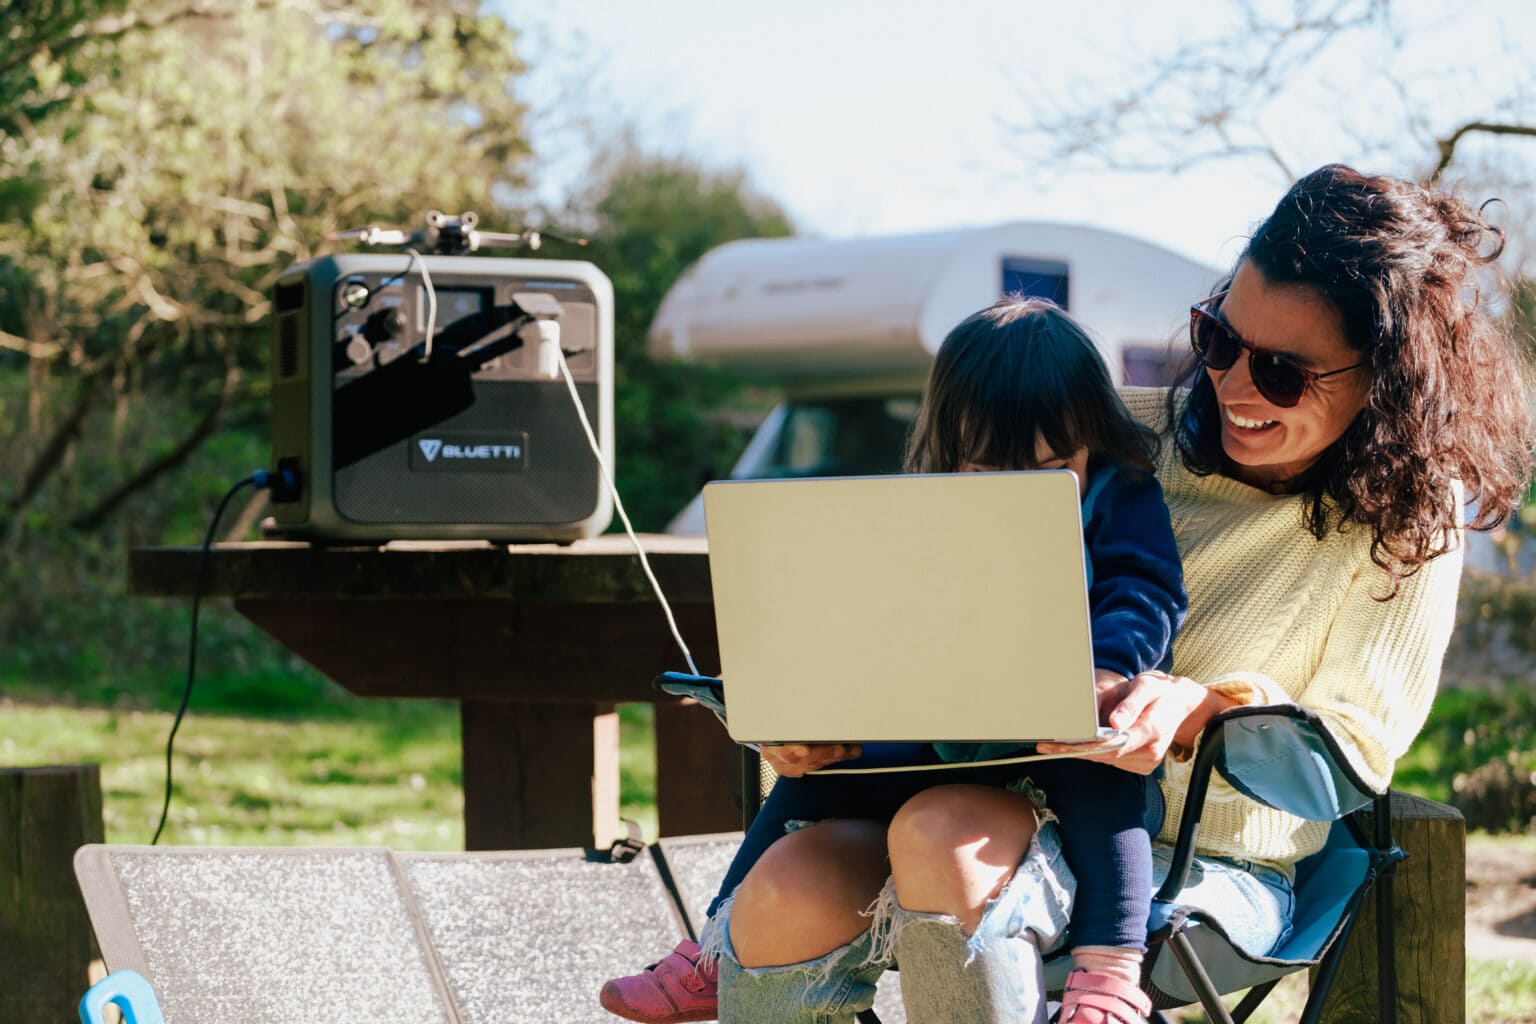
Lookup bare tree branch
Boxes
[1002,0,1400,183]
[68,360,242,532]
[3,370,105,527]
[1431,122,1536,184]
[222,488,270,542]
[0,328,63,359]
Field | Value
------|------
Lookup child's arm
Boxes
[1082,471,1187,682]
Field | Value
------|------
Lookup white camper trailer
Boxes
[651,222,1222,533]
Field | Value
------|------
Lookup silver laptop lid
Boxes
[703,471,1099,744]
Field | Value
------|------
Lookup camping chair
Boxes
[1123,704,1406,1024]
[741,703,1406,1024]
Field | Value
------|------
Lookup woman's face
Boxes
[1207,262,1370,490]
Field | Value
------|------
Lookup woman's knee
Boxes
[887,784,1040,925]
[728,818,889,967]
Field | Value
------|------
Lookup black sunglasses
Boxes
[1189,294,1366,408]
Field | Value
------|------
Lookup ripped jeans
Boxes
[710,823,1294,1024]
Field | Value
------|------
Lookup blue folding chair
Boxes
[1038,704,1407,1024]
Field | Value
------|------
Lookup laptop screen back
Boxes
[703,471,1099,744]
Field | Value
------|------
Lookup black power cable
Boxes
[151,468,295,845]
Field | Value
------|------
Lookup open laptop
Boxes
[696,471,1120,761]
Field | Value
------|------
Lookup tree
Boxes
[1,0,132,135]
[0,0,534,536]
[542,147,795,530]
[1006,0,1536,267]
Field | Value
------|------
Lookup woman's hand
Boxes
[1038,670,1234,774]
[759,743,862,778]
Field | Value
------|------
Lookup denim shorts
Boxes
[1148,842,1296,957]
[995,823,1295,961]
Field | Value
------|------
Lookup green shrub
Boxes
[1396,685,1536,832]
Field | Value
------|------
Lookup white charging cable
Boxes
[408,248,438,362]
[412,263,697,675]
[548,337,701,677]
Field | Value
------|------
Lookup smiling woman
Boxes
[1172,164,1536,592]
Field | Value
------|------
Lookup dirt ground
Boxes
[1466,839,1536,963]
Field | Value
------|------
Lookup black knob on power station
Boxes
[362,307,407,344]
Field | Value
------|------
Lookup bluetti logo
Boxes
[410,432,529,472]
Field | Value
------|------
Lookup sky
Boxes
[506,0,1536,274]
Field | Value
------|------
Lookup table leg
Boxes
[460,700,619,851]
[654,701,745,837]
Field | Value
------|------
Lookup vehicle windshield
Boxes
[759,395,921,478]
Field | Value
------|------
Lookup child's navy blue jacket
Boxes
[1080,463,1187,679]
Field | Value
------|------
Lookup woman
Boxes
[713,164,1536,1024]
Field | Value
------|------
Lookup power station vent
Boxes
[278,314,299,379]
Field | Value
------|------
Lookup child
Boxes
[601,297,1186,1024]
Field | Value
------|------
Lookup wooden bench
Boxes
[1,766,104,1022]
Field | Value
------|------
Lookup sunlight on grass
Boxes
[1160,972,1305,1024]
[1161,958,1536,1022]
[618,702,660,841]
[1,699,660,849]
[1468,959,1536,1022]
[3,700,464,847]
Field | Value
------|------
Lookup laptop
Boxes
[699,470,1113,755]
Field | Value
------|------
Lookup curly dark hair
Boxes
[1169,163,1536,592]
[907,297,1158,476]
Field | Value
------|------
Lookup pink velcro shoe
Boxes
[1059,968,1153,1023]
[599,939,719,1023]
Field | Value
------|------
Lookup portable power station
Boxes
[266,249,614,542]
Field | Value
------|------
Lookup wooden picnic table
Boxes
[128,537,743,850]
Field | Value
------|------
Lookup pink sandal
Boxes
[1058,968,1153,1023]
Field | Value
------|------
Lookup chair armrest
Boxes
[1153,705,1382,904]
[1213,706,1381,820]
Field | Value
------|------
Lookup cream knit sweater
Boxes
[1124,388,1465,875]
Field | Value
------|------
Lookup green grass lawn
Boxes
[0,697,658,847]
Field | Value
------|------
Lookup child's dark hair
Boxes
[905,297,1157,475]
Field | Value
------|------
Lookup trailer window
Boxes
[1001,258,1070,309]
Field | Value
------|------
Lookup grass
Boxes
[1393,685,1536,807]
[1467,959,1536,1024]
[0,695,659,848]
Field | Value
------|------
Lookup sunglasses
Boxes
[1189,294,1366,408]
